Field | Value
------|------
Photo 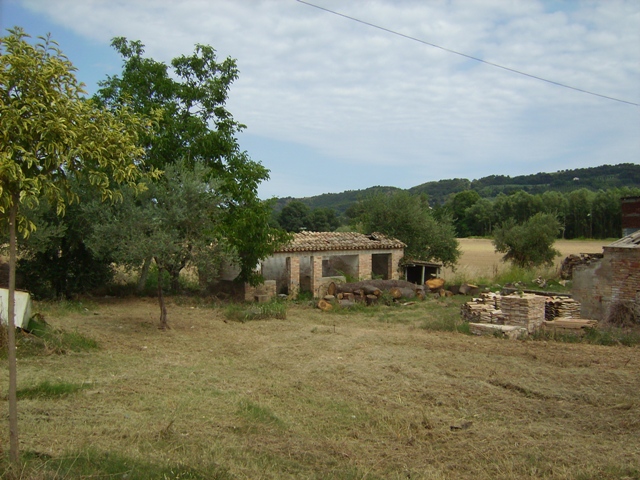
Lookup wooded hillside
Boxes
[273,163,640,213]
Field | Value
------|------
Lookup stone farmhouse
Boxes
[225,231,406,300]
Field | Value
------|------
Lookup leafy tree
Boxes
[307,207,340,232]
[356,191,460,267]
[465,198,495,237]
[86,161,225,329]
[17,190,114,299]
[0,28,151,465]
[278,200,310,232]
[95,38,286,285]
[566,188,595,238]
[540,191,568,238]
[493,213,561,268]
[445,190,480,237]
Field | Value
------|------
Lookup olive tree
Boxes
[493,213,561,268]
[0,28,153,464]
[86,161,226,329]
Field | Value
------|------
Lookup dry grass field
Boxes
[442,238,611,281]
[2,294,639,479]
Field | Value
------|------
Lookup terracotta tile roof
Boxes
[275,231,406,253]
[606,230,640,248]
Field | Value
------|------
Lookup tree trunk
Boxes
[155,261,169,330]
[169,267,181,293]
[137,257,152,293]
[7,198,20,464]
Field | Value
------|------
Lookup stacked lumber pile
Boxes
[463,292,595,338]
[460,293,502,324]
[500,294,546,333]
[545,297,581,320]
[542,318,598,334]
[469,323,527,339]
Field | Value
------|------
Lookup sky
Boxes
[2,0,639,199]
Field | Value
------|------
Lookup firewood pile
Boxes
[560,253,603,279]
[317,279,426,310]
[545,297,581,320]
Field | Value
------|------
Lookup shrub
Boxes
[493,213,561,268]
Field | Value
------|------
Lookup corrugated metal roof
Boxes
[275,231,406,253]
[606,230,640,248]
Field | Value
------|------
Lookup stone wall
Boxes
[244,280,277,302]
[572,246,639,320]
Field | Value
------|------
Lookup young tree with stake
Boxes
[0,28,155,465]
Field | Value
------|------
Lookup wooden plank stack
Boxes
[542,318,598,334]
[463,292,592,338]
[460,293,501,323]
[500,294,546,333]
[545,297,581,320]
[469,323,528,339]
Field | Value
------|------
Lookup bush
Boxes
[493,213,561,268]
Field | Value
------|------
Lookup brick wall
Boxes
[606,247,640,306]
[622,196,640,234]
[244,280,277,302]
[358,253,373,281]
[572,246,639,320]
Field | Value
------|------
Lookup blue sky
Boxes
[2,0,639,199]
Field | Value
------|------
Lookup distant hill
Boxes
[273,163,640,214]
[273,186,403,215]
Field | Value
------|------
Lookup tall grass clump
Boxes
[15,315,99,356]
[17,380,89,400]
[421,297,471,334]
[224,299,287,322]
[531,326,640,347]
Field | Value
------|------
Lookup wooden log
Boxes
[365,294,378,305]
[362,285,382,296]
[317,299,333,311]
[425,277,445,291]
[327,281,337,297]
[339,300,356,308]
[395,287,416,299]
[389,287,402,299]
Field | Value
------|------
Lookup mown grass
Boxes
[1,449,232,480]
[1,295,639,479]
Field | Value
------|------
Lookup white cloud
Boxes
[17,0,640,197]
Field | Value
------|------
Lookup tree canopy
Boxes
[492,213,561,268]
[353,191,460,267]
[1,27,153,465]
[94,38,288,284]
